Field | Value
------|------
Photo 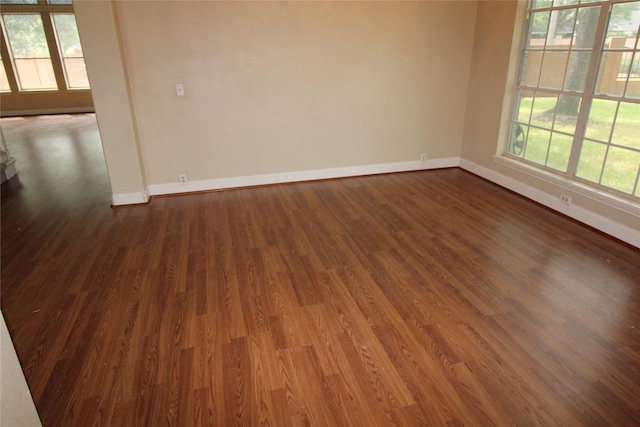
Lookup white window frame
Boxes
[496,0,640,214]
[0,0,88,93]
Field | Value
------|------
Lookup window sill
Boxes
[492,155,640,218]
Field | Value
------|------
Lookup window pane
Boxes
[627,54,640,98]
[577,140,606,182]
[564,52,591,91]
[2,13,57,90]
[0,0,38,4]
[547,133,573,171]
[554,95,580,134]
[532,0,552,9]
[527,12,550,47]
[585,99,617,141]
[530,93,558,129]
[605,2,640,45]
[48,0,73,4]
[0,55,10,92]
[514,90,534,123]
[601,147,640,194]
[524,128,551,165]
[539,51,568,89]
[596,51,628,97]
[546,9,576,49]
[572,6,600,49]
[520,51,543,86]
[611,102,640,150]
[52,13,90,89]
[509,123,527,157]
[618,51,635,78]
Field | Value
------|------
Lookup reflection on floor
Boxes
[0,114,111,213]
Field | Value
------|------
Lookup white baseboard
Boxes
[147,157,460,197]
[459,158,640,248]
[118,156,638,247]
[111,190,149,206]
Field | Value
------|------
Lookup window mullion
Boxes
[566,3,612,177]
[40,10,66,92]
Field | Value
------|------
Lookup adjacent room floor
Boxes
[1,114,639,426]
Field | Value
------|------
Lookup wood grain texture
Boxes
[2,114,640,426]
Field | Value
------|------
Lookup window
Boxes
[0,0,89,92]
[2,13,57,90]
[508,0,640,199]
[51,13,88,88]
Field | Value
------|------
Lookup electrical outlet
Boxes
[560,194,572,205]
[179,173,188,185]
[176,83,185,97]
[420,153,427,162]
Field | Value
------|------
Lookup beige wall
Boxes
[1,313,42,427]
[74,0,147,202]
[73,0,637,232]
[461,0,519,165]
[113,0,477,185]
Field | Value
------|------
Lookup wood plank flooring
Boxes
[2,114,640,426]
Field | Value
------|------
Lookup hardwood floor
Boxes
[1,114,639,426]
